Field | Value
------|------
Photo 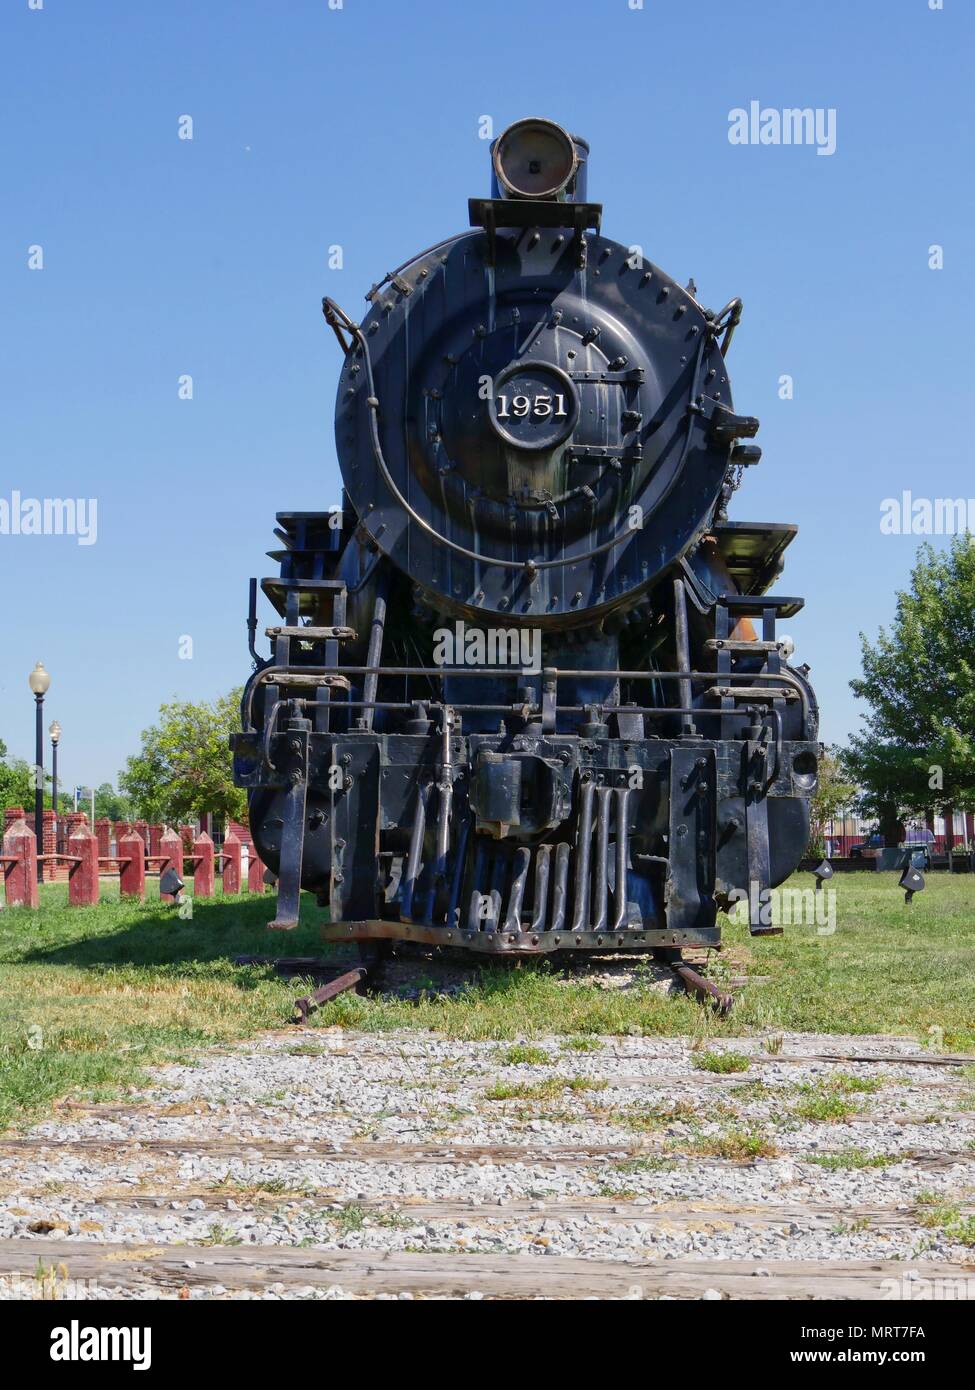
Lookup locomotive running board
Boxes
[319,920,720,954]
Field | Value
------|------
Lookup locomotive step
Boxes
[706,638,791,653]
[265,625,356,642]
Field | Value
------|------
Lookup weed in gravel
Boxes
[567,1076,608,1093]
[209,1175,312,1199]
[950,1217,975,1246]
[832,1217,871,1235]
[561,1037,603,1054]
[729,1081,776,1102]
[823,1072,882,1095]
[792,1075,877,1121]
[677,1128,778,1160]
[915,1201,975,1246]
[692,1050,750,1074]
[763,1035,785,1055]
[374,1210,412,1230]
[484,1075,606,1101]
[805,1149,896,1171]
[792,1091,861,1122]
[31,1261,72,1299]
[197,1223,242,1247]
[612,1156,678,1174]
[496,1044,551,1066]
[332,1204,369,1234]
[615,1100,698,1134]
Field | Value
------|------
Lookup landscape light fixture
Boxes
[49,720,62,832]
[159,867,185,900]
[811,859,834,893]
[27,662,51,881]
[899,863,925,905]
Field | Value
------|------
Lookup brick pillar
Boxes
[247,846,266,894]
[222,828,241,894]
[133,820,149,850]
[192,831,215,897]
[2,816,39,908]
[4,807,26,833]
[115,822,131,849]
[118,832,145,900]
[68,826,99,906]
[42,808,57,856]
[179,824,195,853]
[94,818,111,857]
[159,827,183,902]
[39,808,59,879]
[148,823,163,860]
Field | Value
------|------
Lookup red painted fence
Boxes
[0,810,267,909]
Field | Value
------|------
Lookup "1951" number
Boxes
[496,393,568,419]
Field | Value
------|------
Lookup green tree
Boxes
[93,782,133,822]
[0,738,39,816]
[808,745,857,857]
[846,537,975,840]
[119,689,246,825]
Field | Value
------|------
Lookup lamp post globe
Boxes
[49,721,62,842]
[28,662,51,696]
[28,662,51,883]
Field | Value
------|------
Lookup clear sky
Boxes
[1,0,971,791]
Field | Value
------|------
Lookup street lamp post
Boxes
[49,720,62,848]
[28,662,52,882]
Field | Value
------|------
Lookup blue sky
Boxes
[1,0,971,790]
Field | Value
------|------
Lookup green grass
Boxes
[483,1075,607,1101]
[805,1148,896,1171]
[790,1073,883,1122]
[677,1128,779,1160]
[496,1043,551,1066]
[2,871,975,1131]
[792,1091,861,1122]
[692,1049,751,1073]
[916,1201,975,1246]
[0,878,332,1130]
[317,872,975,1048]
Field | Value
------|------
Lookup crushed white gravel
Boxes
[1,1029,973,1299]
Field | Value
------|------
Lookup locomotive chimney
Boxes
[490,117,589,203]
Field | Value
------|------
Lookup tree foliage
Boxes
[845,538,975,836]
[119,690,246,825]
[93,782,133,822]
[808,745,857,856]
[0,738,36,816]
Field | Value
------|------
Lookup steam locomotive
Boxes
[232,118,819,973]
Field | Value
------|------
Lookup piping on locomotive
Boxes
[232,117,820,962]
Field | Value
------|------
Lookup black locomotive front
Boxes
[232,117,820,959]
